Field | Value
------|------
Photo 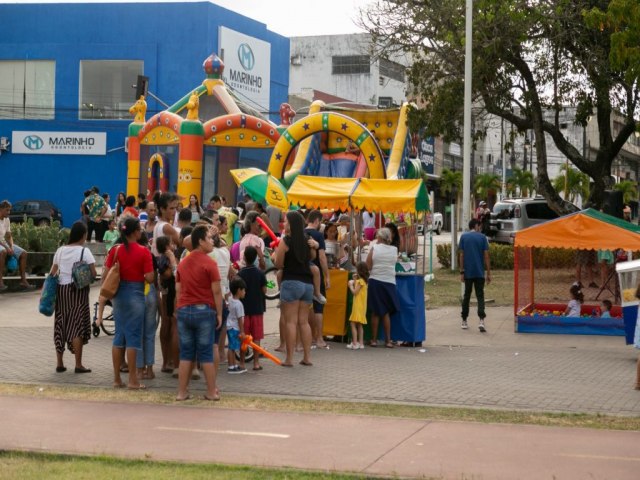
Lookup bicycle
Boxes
[263,247,280,300]
[92,300,115,337]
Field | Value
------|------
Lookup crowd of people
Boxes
[45,187,416,399]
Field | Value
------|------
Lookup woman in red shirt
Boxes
[104,217,154,389]
[175,225,223,401]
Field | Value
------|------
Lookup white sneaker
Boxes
[357,343,365,350]
[479,320,486,333]
[313,293,327,305]
[346,343,356,350]
[461,320,468,330]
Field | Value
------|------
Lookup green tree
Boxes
[552,165,591,204]
[613,179,638,204]
[362,0,639,214]
[509,168,536,197]
[473,172,501,201]
[439,168,463,203]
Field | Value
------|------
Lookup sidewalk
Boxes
[0,287,638,415]
[0,395,638,479]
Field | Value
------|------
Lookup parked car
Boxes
[417,212,443,235]
[8,200,63,226]
[488,197,578,244]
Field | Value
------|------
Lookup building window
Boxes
[0,60,55,119]
[379,58,405,82]
[332,55,370,75]
[79,60,143,119]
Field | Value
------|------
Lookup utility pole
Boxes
[461,0,473,231]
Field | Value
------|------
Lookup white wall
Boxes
[289,34,407,106]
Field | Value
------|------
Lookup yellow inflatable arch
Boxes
[267,112,387,180]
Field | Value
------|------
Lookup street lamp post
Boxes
[461,0,473,231]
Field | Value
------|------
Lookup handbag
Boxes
[72,247,93,289]
[39,274,58,316]
[100,246,121,300]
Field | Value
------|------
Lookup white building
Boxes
[289,33,408,108]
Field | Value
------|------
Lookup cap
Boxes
[479,201,487,206]
[338,214,350,224]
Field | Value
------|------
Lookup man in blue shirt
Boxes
[458,219,491,332]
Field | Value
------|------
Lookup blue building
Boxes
[0,2,289,225]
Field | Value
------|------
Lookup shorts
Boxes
[177,304,216,363]
[227,328,241,351]
[280,279,313,304]
[243,314,264,341]
[0,243,25,257]
[112,281,144,350]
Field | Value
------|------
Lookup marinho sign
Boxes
[219,26,271,112]
[12,131,107,155]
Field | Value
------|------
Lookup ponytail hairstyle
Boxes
[570,284,584,304]
[119,217,140,250]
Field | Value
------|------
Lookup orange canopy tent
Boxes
[513,209,640,335]
[515,208,640,251]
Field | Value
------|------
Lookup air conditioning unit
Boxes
[290,55,302,66]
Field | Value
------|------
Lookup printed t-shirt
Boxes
[176,250,221,310]
[227,297,244,330]
[84,193,106,222]
[105,242,153,282]
[239,233,265,268]
[238,265,266,315]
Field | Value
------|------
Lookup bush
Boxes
[437,242,586,270]
[10,217,69,253]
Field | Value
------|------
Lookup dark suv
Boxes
[8,200,63,226]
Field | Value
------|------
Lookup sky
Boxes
[4,0,375,37]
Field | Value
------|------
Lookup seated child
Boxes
[564,284,584,317]
[600,299,612,318]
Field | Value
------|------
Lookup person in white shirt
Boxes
[0,200,34,291]
[49,221,97,373]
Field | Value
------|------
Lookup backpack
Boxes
[72,247,93,289]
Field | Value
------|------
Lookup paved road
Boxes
[1,395,638,479]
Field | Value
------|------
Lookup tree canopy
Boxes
[362,0,639,213]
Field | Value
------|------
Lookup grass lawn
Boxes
[425,268,514,307]
[0,451,374,480]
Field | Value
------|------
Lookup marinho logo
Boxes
[238,43,255,71]
[23,135,44,150]
[227,43,263,93]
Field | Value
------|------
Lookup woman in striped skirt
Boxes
[50,221,97,373]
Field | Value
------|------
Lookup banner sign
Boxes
[419,134,435,175]
[219,26,271,112]
[12,131,107,155]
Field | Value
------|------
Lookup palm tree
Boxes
[552,165,591,204]
[439,168,463,203]
[510,168,536,197]
[614,180,638,204]
[474,173,501,202]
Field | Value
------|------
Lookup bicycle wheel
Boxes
[265,267,279,300]
[235,345,254,363]
[100,302,116,336]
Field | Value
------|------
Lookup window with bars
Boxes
[332,55,370,75]
[379,58,405,82]
[0,60,55,119]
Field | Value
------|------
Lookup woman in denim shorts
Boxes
[104,217,154,389]
[175,225,223,401]
[273,211,314,367]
